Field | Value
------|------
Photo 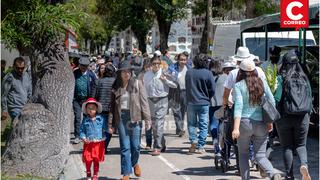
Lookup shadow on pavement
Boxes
[173,166,261,179]
[77,177,119,180]
[69,150,82,155]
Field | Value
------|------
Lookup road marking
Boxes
[141,142,192,180]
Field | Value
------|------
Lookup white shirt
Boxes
[120,91,130,110]
[211,74,227,106]
[143,68,177,98]
[177,66,187,90]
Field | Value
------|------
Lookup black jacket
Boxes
[90,77,115,112]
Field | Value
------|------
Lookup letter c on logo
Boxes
[286,1,303,20]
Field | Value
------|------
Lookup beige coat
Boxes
[109,78,151,128]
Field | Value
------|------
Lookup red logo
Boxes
[281,0,309,30]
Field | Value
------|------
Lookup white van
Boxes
[242,31,317,61]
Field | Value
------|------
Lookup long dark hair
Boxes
[112,69,135,92]
[236,69,263,105]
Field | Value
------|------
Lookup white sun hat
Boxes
[222,57,237,69]
[232,47,255,62]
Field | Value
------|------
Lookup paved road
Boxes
[69,114,319,180]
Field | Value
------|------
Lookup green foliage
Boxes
[265,64,278,94]
[70,0,111,51]
[254,0,279,16]
[1,0,83,51]
[151,0,188,22]
[192,1,206,16]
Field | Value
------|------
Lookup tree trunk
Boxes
[199,12,208,54]
[245,0,255,18]
[155,12,171,52]
[132,28,147,53]
[1,41,75,178]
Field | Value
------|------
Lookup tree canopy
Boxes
[1,0,83,52]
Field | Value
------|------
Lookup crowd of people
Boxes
[1,46,313,180]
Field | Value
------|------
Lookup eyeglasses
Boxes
[152,62,161,65]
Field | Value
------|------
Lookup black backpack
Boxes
[282,50,312,115]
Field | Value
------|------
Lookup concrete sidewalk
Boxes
[63,114,319,180]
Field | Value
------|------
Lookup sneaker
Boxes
[178,130,185,137]
[188,143,197,154]
[214,152,221,158]
[105,149,111,154]
[122,175,130,180]
[272,173,282,180]
[150,149,161,156]
[300,165,311,180]
[134,164,141,177]
[73,137,81,144]
[144,145,151,151]
[86,172,92,180]
[195,148,206,154]
[92,175,98,180]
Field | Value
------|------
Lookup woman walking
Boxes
[108,61,151,180]
[232,59,281,180]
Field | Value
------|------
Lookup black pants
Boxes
[275,113,310,178]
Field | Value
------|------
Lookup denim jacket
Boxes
[80,114,107,142]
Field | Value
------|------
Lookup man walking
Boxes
[73,57,97,144]
[144,56,177,156]
[186,54,215,154]
[168,53,191,137]
[1,57,32,120]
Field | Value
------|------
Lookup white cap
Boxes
[222,60,236,69]
[240,59,256,72]
[154,50,161,57]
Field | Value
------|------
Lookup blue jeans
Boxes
[187,104,209,149]
[9,111,20,120]
[101,114,112,149]
[209,106,221,153]
[118,110,142,175]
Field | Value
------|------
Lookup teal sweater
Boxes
[234,79,275,121]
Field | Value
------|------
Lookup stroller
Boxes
[214,107,240,173]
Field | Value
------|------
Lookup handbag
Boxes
[261,96,281,123]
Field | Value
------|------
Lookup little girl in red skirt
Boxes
[80,98,112,180]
